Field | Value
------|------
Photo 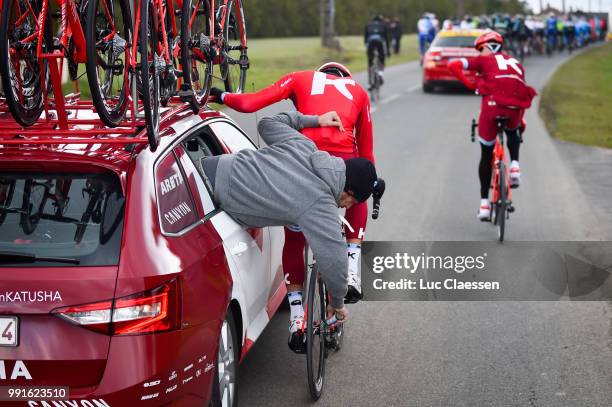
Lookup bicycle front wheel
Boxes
[140,0,160,150]
[497,162,507,242]
[180,0,212,111]
[220,0,248,93]
[86,0,132,127]
[0,0,49,127]
[305,246,326,400]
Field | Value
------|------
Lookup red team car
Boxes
[0,106,285,406]
[422,29,485,92]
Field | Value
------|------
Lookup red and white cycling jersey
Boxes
[224,70,374,162]
[461,53,537,109]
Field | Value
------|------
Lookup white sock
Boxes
[480,198,490,207]
[511,160,520,168]
[287,291,304,320]
[347,243,361,276]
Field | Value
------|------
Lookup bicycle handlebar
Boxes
[371,178,385,220]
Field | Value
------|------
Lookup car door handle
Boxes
[230,242,248,257]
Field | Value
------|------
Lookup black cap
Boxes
[344,158,378,202]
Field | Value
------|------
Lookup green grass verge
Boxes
[238,34,419,91]
[63,34,419,104]
[539,42,612,148]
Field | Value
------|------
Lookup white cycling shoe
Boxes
[345,271,363,304]
[477,199,491,221]
[288,316,306,353]
[510,161,521,188]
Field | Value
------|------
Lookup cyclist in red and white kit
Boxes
[210,62,374,350]
[448,31,537,220]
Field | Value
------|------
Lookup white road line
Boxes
[381,94,401,104]
[405,84,421,92]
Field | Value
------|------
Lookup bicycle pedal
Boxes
[507,205,515,213]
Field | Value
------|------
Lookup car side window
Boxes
[155,152,199,234]
[209,121,257,152]
[178,126,225,213]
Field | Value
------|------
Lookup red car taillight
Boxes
[54,280,181,335]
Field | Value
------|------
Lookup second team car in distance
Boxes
[422,29,485,92]
[0,105,286,406]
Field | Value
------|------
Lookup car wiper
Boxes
[0,251,80,265]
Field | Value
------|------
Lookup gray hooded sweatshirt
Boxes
[212,111,348,308]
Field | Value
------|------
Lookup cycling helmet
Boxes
[373,14,383,22]
[318,62,352,78]
[474,31,503,51]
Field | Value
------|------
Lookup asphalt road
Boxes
[230,47,612,406]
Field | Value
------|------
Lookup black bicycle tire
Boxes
[305,246,326,400]
[140,0,161,151]
[0,0,48,127]
[498,162,506,242]
[0,180,16,226]
[180,0,212,112]
[74,191,100,244]
[85,0,132,127]
[20,180,46,235]
[222,0,247,93]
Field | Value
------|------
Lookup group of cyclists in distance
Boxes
[418,11,608,61]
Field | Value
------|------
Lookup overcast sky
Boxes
[525,0,612,13]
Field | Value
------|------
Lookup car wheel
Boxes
[422,83,434,93]
[210,308,239,407]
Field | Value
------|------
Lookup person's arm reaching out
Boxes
[448,58,477,90]
[221,73,295,112]
[257,111,343,147]
[298,200,348,310]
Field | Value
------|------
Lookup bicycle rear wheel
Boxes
[220,0,248,93]
[0,0,49,127]
[305,246,326,400]
[180,0,212,111]
[496,162,507,242]
[140,0,161,150]
[86,0,132,127]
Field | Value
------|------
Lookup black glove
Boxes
[210,87,225,104]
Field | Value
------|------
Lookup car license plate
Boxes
[0,317,18,347]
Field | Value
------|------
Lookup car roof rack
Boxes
[0,96,192,146]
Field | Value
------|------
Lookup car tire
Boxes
[422,83,434,93]
[210,308,239,407]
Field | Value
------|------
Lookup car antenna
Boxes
[252,82,261,148]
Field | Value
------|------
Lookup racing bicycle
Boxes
[303,178,385,400]
[0,0,132,127]
[180,0,249,112]
[368,48,383,102]
[471,117,517,242]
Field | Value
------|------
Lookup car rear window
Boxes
[0,172,125,267]
[432,36,477,48]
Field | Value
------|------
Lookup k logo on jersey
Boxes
[310,71,356,100]
[494,55,523,75]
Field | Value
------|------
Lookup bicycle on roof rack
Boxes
[0,0,249,151]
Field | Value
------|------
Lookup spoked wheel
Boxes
[0,0,50,127]
[219,0,248,93]
[305,246,326,400]
[86,0,132,127]
[496,163,507,242]
[210,308,239,407]
[20,179,48,235]
[140,0,161,151]
[181,0,213,112]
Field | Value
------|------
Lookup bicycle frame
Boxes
[210,0,246,52]
[131,0,181,70]
[490,127,513,206]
